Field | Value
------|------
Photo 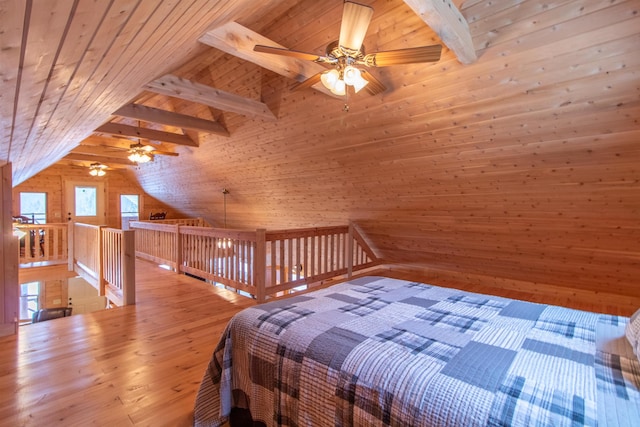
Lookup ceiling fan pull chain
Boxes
[343,87,350,112]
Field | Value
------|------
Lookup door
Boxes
[65,181,106,225]
[67,277,108,314]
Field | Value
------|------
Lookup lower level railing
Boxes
[15,223,68,264]
[101,227,135,306]
[129,221,379,302]
[16,222,135,306]
[71,223,135,306]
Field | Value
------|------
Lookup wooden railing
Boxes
[70,223,136,306]
[102,227,135,306]
[129,221,379,302]
[15,223,68,264]
[16,222,135,306]
[264,226,378,298]
[72,223,102,284]
[181,227,260,297]
[131,221,181,270]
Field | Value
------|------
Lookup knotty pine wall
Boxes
[128,0,639,304]
[12,164,182,228]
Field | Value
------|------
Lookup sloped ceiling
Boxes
[0,0,285,182]
[2,0,639,297]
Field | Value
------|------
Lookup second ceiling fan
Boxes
[254,1,442,97]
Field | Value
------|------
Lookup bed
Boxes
[194,276,640,426]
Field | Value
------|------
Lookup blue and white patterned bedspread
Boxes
[194,276,640,426]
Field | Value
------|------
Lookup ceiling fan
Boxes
[127,142,156,164]
[253,1,442,97]
[100,138,179,164]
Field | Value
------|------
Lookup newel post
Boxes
[121,230,136,305]
[347,222,354,278]
[67,221,74,272]
[97,226,105,296]
[255,229,267,303]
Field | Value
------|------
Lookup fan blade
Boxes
[254,45,322,62]
[290,72,323,91]
[360,70,386,95]
[362,45,442,67]
[151,150,179,157]
[339,1,374,55]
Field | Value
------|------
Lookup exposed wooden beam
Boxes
[403,0,476,64]
[94,122,198,147]
[64,153,136,166]
[79,135,135,150]
[73,141,179,158]
[198,22,335,97]
[72,145,125,159]
[72,144,130,157]
[113,104,230,137]
[144,74,277,121]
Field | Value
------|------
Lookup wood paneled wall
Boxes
[131,0,639,301]
[12,164,181,228]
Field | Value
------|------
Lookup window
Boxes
[19,282,40,323]
[19,192,47,223]
[120,194,139,229]
[75,186,97,216]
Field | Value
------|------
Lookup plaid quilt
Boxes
[194,276,640,426]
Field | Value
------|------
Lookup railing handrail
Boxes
[15,222,68,229]
[128,221,178,232]
[73,222,101,230]
[179,226,257,241]
[134,217,209,227]
[265,225,348,240]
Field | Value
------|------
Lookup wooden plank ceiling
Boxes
[2,0,639,299]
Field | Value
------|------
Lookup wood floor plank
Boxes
[0,259,254,426]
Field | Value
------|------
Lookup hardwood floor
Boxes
[0,259,255,426]
[0,260,634,426]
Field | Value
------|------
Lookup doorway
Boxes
[64,181,106,225]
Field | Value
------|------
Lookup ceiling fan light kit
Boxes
[128,142,154,164]
[253,1,442,107]
[343,65,368,91]
[89,163,107,176]
[320,63,369,96]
